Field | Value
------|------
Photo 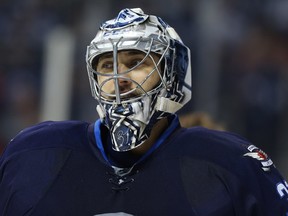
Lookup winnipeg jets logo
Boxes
[101,8,148,30]
[244,145,274,171]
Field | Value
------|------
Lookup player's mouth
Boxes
[109,88,144,100]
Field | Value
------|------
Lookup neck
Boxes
[130,117,169,155]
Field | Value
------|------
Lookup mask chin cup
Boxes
[111,117,145,152]
[97,96,153,152]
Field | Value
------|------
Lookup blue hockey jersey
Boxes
[0,116,288,215]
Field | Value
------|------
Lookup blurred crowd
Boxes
[1,0,288,177]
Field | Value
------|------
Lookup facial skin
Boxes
[95,50,161,99]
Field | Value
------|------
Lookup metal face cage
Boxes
[86,36,172,107]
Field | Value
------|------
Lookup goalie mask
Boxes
[86,8,192,152]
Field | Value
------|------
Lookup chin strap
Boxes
[96,104,106,121]
[155,97,183,113]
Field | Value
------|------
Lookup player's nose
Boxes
[117,63,129,74]
[117,63,132,90]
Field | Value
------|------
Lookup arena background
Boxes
[1,0,288,178]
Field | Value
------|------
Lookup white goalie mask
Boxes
[86,8,192,152]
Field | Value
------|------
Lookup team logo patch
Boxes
[101,8,148,30]
[244,145,274,171]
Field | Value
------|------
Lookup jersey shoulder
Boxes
[178,126,250,156]
[176,126,277,174]
[2,120,91,158]
[171,127,288,214]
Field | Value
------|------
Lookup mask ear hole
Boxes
[93,72,97,81]
[91,56,100,71]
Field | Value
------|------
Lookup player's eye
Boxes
[128,59,143,68]
[97,61,113,73]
